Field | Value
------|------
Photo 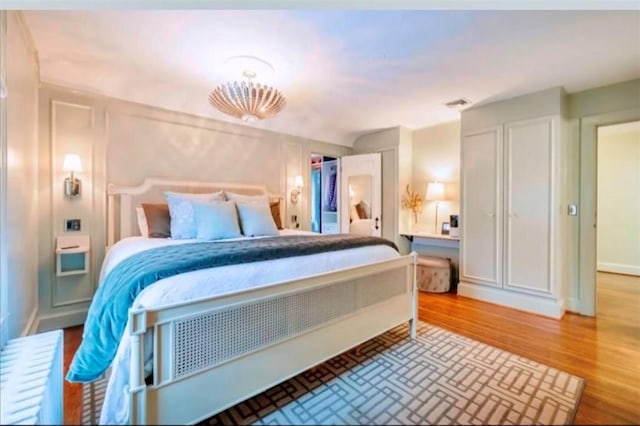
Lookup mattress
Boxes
[98,229,400,424]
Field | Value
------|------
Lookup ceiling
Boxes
[22,10,640,146]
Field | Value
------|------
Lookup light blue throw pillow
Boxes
[192,201,242,240]
[235,201,279,237]
[165,191,225,239]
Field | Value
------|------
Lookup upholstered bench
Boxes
[416,256,451,293]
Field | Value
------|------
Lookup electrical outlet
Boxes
[65,219,81,232]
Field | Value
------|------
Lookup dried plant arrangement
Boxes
[401,184,423,225]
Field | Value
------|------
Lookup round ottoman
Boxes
[417,256,451,293]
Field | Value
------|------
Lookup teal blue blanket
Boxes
[66,234,397,383]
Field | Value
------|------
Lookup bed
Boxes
[72,178,417,425]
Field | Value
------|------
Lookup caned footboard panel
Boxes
[129,253,417,425]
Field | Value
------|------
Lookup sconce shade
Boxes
[63,154,83,173]
[425,182,445,201]
[290,175,303,204]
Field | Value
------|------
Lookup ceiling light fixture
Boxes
[208,68,286,123]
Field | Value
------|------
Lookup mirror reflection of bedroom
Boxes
[347,175,373,235]
[310,154,339,233]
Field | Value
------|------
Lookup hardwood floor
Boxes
[62,272,639,425]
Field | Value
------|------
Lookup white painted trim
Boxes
[0,11,7,350]
[579,108,640,316]
[37,309,87,332]
[458,281,565,319]
[0,315,9,350]
[20,307,38,337]
[565,297,580,313]
[597,262,640,276]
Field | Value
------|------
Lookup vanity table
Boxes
[401,232,460,291]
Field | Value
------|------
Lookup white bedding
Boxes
[99,229,399,424]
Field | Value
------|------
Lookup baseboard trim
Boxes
[597,262,640,276]
[458,282,565,319]
[21,307,38,336]
[565,298,580,313]
[37,309,87,332]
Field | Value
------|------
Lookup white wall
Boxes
[36,84,350,330]
[411,120,460,234]
[1,11,39,341]
[597,123,640,276]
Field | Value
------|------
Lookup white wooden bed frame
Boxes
[106,178,417,425]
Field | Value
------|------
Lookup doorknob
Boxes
[375,217,380,230]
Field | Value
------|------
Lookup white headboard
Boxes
[107,178,283,246]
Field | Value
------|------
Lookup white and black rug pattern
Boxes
[83,322,584,425]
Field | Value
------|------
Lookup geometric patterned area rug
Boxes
[83,321,584,425]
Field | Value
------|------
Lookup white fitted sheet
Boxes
[99,230,399,424]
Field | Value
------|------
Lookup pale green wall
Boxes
[568,79,640,119]
[567,78,640,314]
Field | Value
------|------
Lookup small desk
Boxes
[402,232,460,290]
[403,232,460,249]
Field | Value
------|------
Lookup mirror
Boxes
[347,174,373,235]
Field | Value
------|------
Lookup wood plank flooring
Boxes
[62,272,639,425]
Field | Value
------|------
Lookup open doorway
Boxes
[595,121,640,318]
[310,153,339,234]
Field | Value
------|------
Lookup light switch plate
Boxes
[65,218,81,231]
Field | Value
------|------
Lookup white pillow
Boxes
[136,207,149,238]
[235,200,279,237]
[164,191,226,239]
[225,192,270,204]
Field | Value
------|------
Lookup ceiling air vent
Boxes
[445,98,472,109]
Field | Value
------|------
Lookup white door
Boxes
[461,127,502,287]
[504,117,555,295]
[340,153,382,237]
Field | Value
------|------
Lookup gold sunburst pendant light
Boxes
[208,69,286,123]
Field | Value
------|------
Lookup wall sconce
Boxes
[290,175,303,204]
[425,181,445,234]
[63,153,82,199]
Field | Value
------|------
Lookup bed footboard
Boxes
[129,253,417,425]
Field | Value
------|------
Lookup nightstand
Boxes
[55,235,90,276]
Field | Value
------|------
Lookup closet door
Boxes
[504,117,555,296]
[461,127,503,287]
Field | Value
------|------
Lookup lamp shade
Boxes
[425,182,445,201]
[63,154,83,173]
[294,175,304,188]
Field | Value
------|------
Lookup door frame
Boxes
[578,108,640,316]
